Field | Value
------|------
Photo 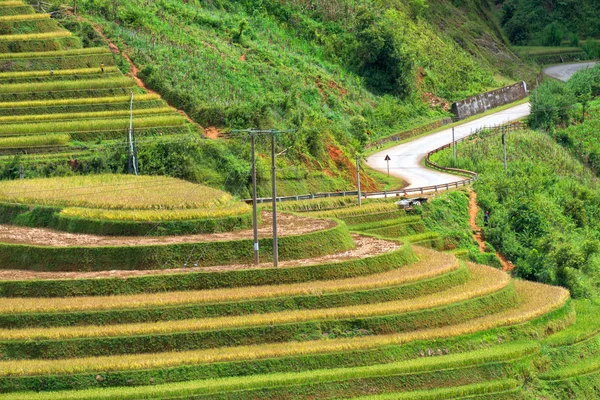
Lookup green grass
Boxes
[544,301,600,348]
[351,380,520,400]
[0,66,119,80]
[0,133,69,149]
[0,107,173,124]
[0,343,537,399]
[0,93,159,108]
[0,30,70,41]
[0,76,133,94]
[0,115,185,137]
[0,46,109,59]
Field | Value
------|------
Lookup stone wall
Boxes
[366,117,453,149]
[451,81,528,120]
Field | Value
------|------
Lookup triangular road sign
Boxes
[384,155,391,161]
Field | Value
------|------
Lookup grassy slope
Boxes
[31,0,534,196]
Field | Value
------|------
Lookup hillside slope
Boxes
[27,0,534,196]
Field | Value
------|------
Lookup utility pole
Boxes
[356,154,362,206]
[502,126,507,172]
[270,132,278,267]
[250,135,259,265]
[128,91,138,176]
[231,129,294,267]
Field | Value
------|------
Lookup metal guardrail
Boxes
[245,122,525,204]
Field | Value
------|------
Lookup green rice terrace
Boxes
[0,0,191,168]
[0,186,595,400]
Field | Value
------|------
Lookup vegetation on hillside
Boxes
[432,127,600,300]
[23,0,533,196]
[501,0,600,47]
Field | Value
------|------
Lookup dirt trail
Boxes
[0,212,334,248]
[0,235,398,281]
[88,21,203,130]
[469,190,513,271]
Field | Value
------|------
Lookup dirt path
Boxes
[0,212,334,247]
[469,190,513,271]
[0,235,398,281]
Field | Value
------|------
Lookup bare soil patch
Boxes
[469,190,513,271]
[0,212,334,248]
[0,235,398,281]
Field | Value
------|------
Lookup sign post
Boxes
[384,155,391,176]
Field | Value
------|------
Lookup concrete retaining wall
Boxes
[451,81,528,120]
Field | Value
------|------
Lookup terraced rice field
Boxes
[0,193,586,399]
[0,1,192,164]
[0,3,596,399]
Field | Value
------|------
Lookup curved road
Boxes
[366,62,597,189]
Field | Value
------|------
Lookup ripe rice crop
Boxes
[0,46,109,59]
[60,202,251,222]
[0,76,133,94]
[0,248,455,314]
[0,66,119,79]
[0,264,508,341]
[0,30,70,41]
[0,93,160,108]
[309,203,399,218]
[351,379,520,400]
[0,280,566,377]
[0,107,173,124]
[0,13,47,21]
[0,174,237,210]
[0,115,184,136]
[0,2,26,6]
[0,345,536,399]
[0,133,68,148]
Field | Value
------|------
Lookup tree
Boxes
[567,72,592,122]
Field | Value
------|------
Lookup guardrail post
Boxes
[420,188,423,194]
[295,196,299,201]
[455,182,459,188]
[384,190,387,198]
[435,185,438,192]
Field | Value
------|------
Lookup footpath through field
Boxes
[366,62,597,189]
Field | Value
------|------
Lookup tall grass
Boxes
[0,66,119,79]
[0,107,173,124]
[0,280,567,377]
[60,202,251,222]
[0,93,160,108]
[0,46,109,59]
[0,76,133,94]
[0,133,68,148]
[0,248,456,314]
[0,115,184,136]
[540,352,600,381]
[351,379,520,400]
[0,30,70,41]
[0,174,234,210]
[543,301,600,347]
[0,264,509,341]
[0,344,537,399]
[308,203,399,218]
[0,13,47,22]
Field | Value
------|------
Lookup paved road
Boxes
[366,62,597,189]
[544,61,597,82]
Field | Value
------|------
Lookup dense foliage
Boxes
[28,0,533,195]
[501,0,600,46]
[433,128,600,299]
[529,65,600,130]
